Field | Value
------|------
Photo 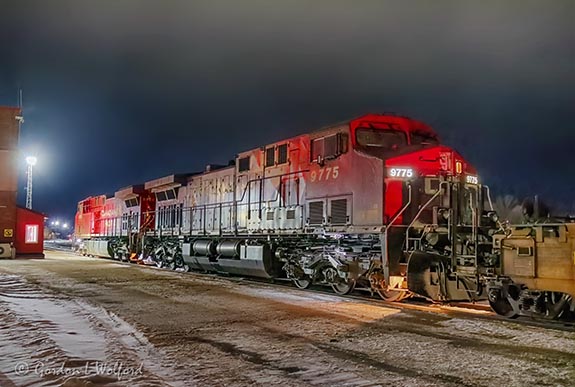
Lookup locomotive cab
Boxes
[350,114,439,157]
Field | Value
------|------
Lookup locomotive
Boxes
[74,113,574,319]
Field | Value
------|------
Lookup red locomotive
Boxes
[75,113,575,319]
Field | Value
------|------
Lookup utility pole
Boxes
[25,156,37,209]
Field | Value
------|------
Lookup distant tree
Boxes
[521,196,551,222]
[492,195,524,224]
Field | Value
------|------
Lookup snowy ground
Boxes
[0,251,573,386]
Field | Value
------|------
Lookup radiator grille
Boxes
[308,201,324,225]
[330,199,348,225]
[266,211,274,221]
[286,209,296,219]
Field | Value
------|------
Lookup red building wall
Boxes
[14,207,45,257]
[0,106,45,258]
[0,107,20,251]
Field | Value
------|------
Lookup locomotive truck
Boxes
[75,113,574,319]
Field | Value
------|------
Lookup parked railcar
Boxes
[76,185,155,260]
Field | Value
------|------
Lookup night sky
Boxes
[0,1,573,222]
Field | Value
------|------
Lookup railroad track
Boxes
[45,247,575,332]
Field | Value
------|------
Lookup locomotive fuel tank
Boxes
[182,239,278,278]
[182,239,218,271]
[216,239,242,258]
[217,243,278,278]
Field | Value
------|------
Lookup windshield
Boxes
[411,132,439,145]
[355,128,407,150]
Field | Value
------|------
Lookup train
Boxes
[74,113,574,319]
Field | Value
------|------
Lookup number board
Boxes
[387,167,415,179]
[466,175,479,184]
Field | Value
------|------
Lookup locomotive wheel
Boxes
[407,251,443,301]
[489,297,518,319]
[293,278,312,289]
[488,286,520,319]
[377,289,406,302]
[544,292,570,319]
[331,280,355,295]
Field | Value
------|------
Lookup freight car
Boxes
[74,113,574,319]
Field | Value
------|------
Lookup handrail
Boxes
[405,181,446,251]
[382,184,412,283]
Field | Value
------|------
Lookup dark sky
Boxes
[0,1,573,221]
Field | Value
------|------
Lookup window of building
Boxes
[265,147,275,167]
[238,156,250,172]
[277,144,288,164]
[25,225,38,244]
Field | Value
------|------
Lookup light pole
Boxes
[25,156,37,210]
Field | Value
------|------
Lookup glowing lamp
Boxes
[26,156,37,166]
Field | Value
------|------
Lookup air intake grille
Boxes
[330,199,348,225]
[266,211,274,221]
[308,201,324,225]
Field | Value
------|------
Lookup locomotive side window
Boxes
[156,191,167,201]
[277,144,288,164]
[238,156,250,172]
[325,135,337,158]
[265,147,275,167]
[125,198,140,207]
[311,138,325,162]
[356,128,407,150]
[311,133,347,162]
[166,189,176,200]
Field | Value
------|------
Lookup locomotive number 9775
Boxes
[388,167,414,178]
[310,166,340,182]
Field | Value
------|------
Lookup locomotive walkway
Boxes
[0,251,573,386]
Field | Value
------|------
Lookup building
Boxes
[0,106,44,258]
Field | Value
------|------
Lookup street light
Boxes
[25,156,37,209]
[25,156,37,166]
[63,223,68,229]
